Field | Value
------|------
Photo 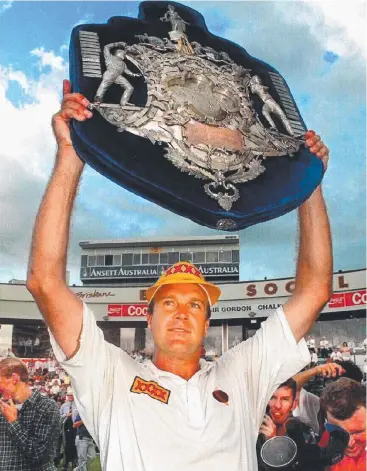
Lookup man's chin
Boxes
[345,447,364,458]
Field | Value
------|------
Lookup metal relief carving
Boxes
[80,6,304,211]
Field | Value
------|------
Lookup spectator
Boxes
[73,411,96,471]
[60,393,77,471]
[320,378,366,471]
[309,348,318,366]
[330,348,342,362]
[293,362,344,434]
[293,360,363,436]
[340,342,351,360]
[257,378,312,470]
[6,348,15,358]
[0,357,60,470]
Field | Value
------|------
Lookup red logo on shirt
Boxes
[130,376,171,404]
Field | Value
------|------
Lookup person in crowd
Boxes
[293,360,363,436]
[309,348,318,366]
[59,391,78,470]
[257,378,313,471]
[340,341,352,360]
[292,362,345,434]
[330,347,342,361]
[0,357,60,470]
[6,348,16,358]
[73,411,96,471]
[320,378,366,471]
[26,80,331,470]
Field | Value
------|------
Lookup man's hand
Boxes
[305,130,329,170]
[315,362,345,378]
[51,79,92,148]
[259,414,277,440]
[0,398,18,423]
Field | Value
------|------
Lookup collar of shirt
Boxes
[143,358,214,383]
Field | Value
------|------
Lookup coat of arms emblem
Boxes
[70,1,323,231]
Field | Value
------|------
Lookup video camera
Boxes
[260,418,349,470]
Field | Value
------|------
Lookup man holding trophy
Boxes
[26,77,331,470]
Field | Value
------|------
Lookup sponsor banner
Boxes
[80,263,239,280]
[109,290,366,319]
[328,290,366,309]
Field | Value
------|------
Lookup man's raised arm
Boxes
[26,80,93,359]
[284,131,332,342]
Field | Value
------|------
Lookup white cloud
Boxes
[31,47,66,72]
[276,1,366,57]
[0,0,12,15]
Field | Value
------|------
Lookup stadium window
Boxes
[149,253,159,264]
[193,252,205,263]
[81,255,88,267]
[88,255,96,267]
[219,250,232,262]
[168,252,180,264]
[111,254,121,266]
[96,255,105,266]
[232,250,240,263]
[180,252,193,262]
[122,253,133,265]
[133,253,141,265]
[206,251,219,263]
[159,252,168,264]
[142,253,149,264]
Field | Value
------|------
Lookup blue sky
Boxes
[0,1,365,284]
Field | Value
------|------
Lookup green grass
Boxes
[57,456,101,470]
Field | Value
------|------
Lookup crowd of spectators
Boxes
[1,338,365,471]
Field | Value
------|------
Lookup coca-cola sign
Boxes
[108,304,148,317]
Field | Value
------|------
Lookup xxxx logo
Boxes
[130,376,171,405]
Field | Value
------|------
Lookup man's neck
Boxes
[152,351,201,381]
[276,424,287,436]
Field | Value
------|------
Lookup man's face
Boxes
[147,283,209,358]
[268,386,296,426]
[327,407,366,458]
[0,375,16,400]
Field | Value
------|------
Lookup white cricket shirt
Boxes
[49,303,310,471]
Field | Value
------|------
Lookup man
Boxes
[59,390,77,471]
[259,378,299,439]
[256,379,312,471]
[26,80,331,471]
[293,360,362,435]
[73,410,96,471]
[0,358,61,470]
[320,378,366,471]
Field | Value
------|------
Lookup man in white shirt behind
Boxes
[26,81,332,471]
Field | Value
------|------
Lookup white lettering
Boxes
[352,292,367,305]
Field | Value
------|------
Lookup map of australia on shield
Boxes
[69,0,323,231]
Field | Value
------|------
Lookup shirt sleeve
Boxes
[48,302,130,443]
[6,401,60,463]
[222,306,310,432]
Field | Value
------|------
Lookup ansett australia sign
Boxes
[81,263,239,280]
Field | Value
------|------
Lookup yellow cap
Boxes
[145,262,221,307]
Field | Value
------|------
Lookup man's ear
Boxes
[146,313,152,330]
[204,319,210,337]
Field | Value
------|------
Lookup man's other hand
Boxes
[305,130,329,170]
[51,79,92,148]
[0,398,18,423]
[259,414,277,440]
[316,362,345,378]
